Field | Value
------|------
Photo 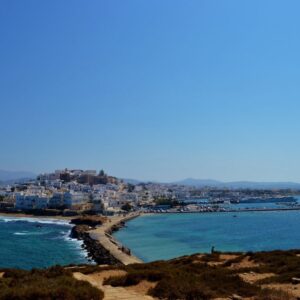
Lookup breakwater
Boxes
[71,213,142,266]
[71,224,122,265]
[144,206,300,214]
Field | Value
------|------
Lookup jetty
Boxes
[89,212,143,265]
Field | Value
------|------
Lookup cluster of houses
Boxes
[0,169,194,215]
[2,168,290,215]
[15,191,88,210]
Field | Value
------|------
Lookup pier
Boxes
[89,213,143,265]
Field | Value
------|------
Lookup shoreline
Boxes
[143,206,300,214]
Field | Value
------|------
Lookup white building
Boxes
[91,194,104,212]
[48,192,65,208]
[15,193,49,210]
[48,191,88,209]
[64,191,88,208]
[118,193,138,202]
[83,170,97,176]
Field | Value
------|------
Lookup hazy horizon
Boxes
[2,1,300,182]
[3,168,300,185]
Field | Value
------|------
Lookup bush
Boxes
[0,266,103,300]
[255,288,294,300]
[250,250,300,283]
[103,257,259,299]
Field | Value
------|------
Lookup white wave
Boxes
[13,231,48,236]
[0,216,72,226]
[1,215,94,263]
[63,230,94,262]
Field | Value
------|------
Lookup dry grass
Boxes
[124,280,157,295]
[239,272,275,284]
[228,256,260,270]
[2,249,300,300]
[103,257,260,299]
[262,283,300,299]
[101,250,300,299]
[255,288,296,300]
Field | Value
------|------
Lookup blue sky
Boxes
[1,0,300,182]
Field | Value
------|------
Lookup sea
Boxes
[114,210,300,262]
[0,216,90,269]
[2,201,300,269]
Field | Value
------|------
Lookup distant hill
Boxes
[172,178,300,189]
[172,178,222,187]
[121,177,300,189]
[0,170,36,182]
[121,178,143,185]
[221,181,300,189]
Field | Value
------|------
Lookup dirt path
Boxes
[73,271,154,300]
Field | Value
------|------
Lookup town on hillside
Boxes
[0,168,300,216]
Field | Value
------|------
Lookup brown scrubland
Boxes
[1,250,300,299]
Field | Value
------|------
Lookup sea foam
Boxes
[0,216,71,226]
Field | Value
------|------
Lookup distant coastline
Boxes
[143,206,300,214]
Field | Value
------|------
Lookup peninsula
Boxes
[70,213,142,266]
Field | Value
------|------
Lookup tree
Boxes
[154,196,180,207]
[127,184,135,193]
[121,203,132,212]
[99,169,105,177]
[60,172,71,182]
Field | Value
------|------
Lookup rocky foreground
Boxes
[2,250,300,299]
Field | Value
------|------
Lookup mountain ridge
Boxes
[123,177,300,189]
[0,170,36,182]
[172,178,300,189]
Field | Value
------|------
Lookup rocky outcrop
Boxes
[106,221,125,234]
[70,225,122,266]
[70,216,106,227]
[70,225,90,239]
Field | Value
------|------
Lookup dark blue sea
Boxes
[114,210,300,262]
[0,216,90,269]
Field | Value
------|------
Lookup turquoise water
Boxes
[0,216,90,269]
[114,211,300,262]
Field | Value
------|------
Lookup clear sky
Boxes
[1,0,300,182]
